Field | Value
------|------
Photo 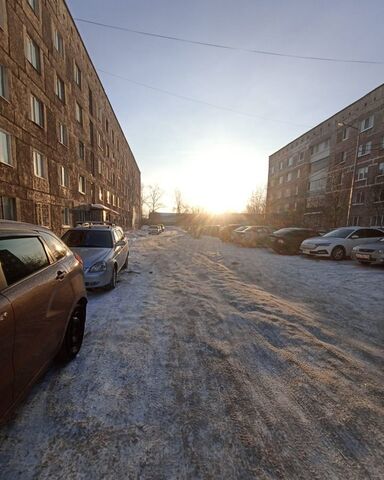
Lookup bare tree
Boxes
[144,184,164,213]
[246,187,266,216]
[174,189,185,214]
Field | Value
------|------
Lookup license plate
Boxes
[356,253,370,260]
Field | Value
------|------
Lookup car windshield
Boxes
[62,230,113,248]
[323,228,354,239]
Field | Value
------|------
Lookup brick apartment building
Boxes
[0,0,141,235]
[266,84,384,229]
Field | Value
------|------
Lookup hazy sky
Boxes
[68,0,384,213]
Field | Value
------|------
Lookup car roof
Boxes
[0,219,54,236]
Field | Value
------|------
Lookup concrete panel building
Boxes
[266,84,384,229]
[0,0,141,235]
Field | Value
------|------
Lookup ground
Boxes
[0,228,383,479]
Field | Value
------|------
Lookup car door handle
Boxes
[0,311,8,322]
[56,270,66,280]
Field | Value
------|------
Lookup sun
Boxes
[183,142,265,214]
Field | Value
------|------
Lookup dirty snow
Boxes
[0,228,383,479]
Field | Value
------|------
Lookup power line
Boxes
[75,17,384,65]
[97,68,310,127]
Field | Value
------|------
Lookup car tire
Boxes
[107,265,117,290]
[57,305,85,363]
[331,245,345,261]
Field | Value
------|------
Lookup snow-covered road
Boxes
[1,228,383,479]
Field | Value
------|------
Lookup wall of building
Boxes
[266,84,384,229]
[0,0,141,235]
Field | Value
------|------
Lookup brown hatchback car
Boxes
[0,220,87,423]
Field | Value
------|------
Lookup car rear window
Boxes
[62,230,113,248]
[0,236,50,287]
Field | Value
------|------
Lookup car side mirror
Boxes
[115,240,126,247]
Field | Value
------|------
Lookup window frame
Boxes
[30,94,44,127]
[32,149,47,179]
[0,129,12,166]
[58,122,68,146]
[25,34,41,72]
[78,175,86,194]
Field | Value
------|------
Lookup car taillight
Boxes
[74,253,83,267]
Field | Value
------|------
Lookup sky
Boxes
[68,0,384,213]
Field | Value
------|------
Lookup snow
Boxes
[0,228,383,479]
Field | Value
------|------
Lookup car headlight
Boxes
[89,261,107,272]
[378,249,384,254]
[316,243,331,247]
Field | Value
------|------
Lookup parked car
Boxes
[158,224,165,232]
[0,220,87,423]
[62,223,129,289]
[231,225,250,243]
[351,237,384,265]
[219,224,242,242]
[148,225,161,235]
[300,227,384,260]
[269,228,320,254]
[241,226,274,247]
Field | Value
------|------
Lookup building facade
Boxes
[266,84,384,229]
[0,0,141,235]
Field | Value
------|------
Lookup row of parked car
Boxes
[0,219,131,423]
[201,224,384,265]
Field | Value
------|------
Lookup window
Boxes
[342,127,349,140]
[371,215,384,226]
[0,65,8,99]
[106,190,110,203]
[374,189,384,203]
[97,131,102,149]
[0,236,49,287]
[351,217,360,226]
[279,161,284,170]
[0,196,16,220]
[360,115,374,132]
[27,0,39,14]
[357,166,368,181]
[97,159,102,175]
[35,202,50,227]
[279,176,283,185]
[88,88,93,115]
[58,122,68,145]
[78,140,85,160]
[78,175,86,194]
[310,139,330,156]
[299,151,304,162]
[55,75,65,102]
[353,190,365,205]
[58,165,69,187]
[270,165,275,175]
[33,149,47,178]
[75,102,83,124]
[30,95,44,127]
[297,168,301,178]
[98,187,103,201]
[61,209,71,228]
[378,162,384,176]
[358,142,372,157]
[89,120,94,145]
[284,188,290,198]
[0,129,11,165]
[53,29,64,56]
[287,172,293,182]
[25,35,40,72]
[40,231,68,260]
[74,63,81,87]
[288,157,294,167]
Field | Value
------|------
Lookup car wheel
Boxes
[107,265,117,290]
[122,253,129,270]
[331,245,345,261]
[57,305,85,362]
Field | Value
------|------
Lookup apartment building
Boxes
[266,84,384,229]
[0,0,141,235]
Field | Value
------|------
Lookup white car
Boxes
[300,227,384,260]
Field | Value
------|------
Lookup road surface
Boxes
[1,228,383,479]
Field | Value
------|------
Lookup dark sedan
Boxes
[269,227,320,254]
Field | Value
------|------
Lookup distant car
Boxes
[241,226,274,247]
[148,225,161,235]
[231,225,250,243]
[351,236,384,265]
[219,224,242,242]
[158,224,165,232]
[269,228,320,254]
[300,227,384,260]
[62,223,129,289]
[0,220,87,423]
